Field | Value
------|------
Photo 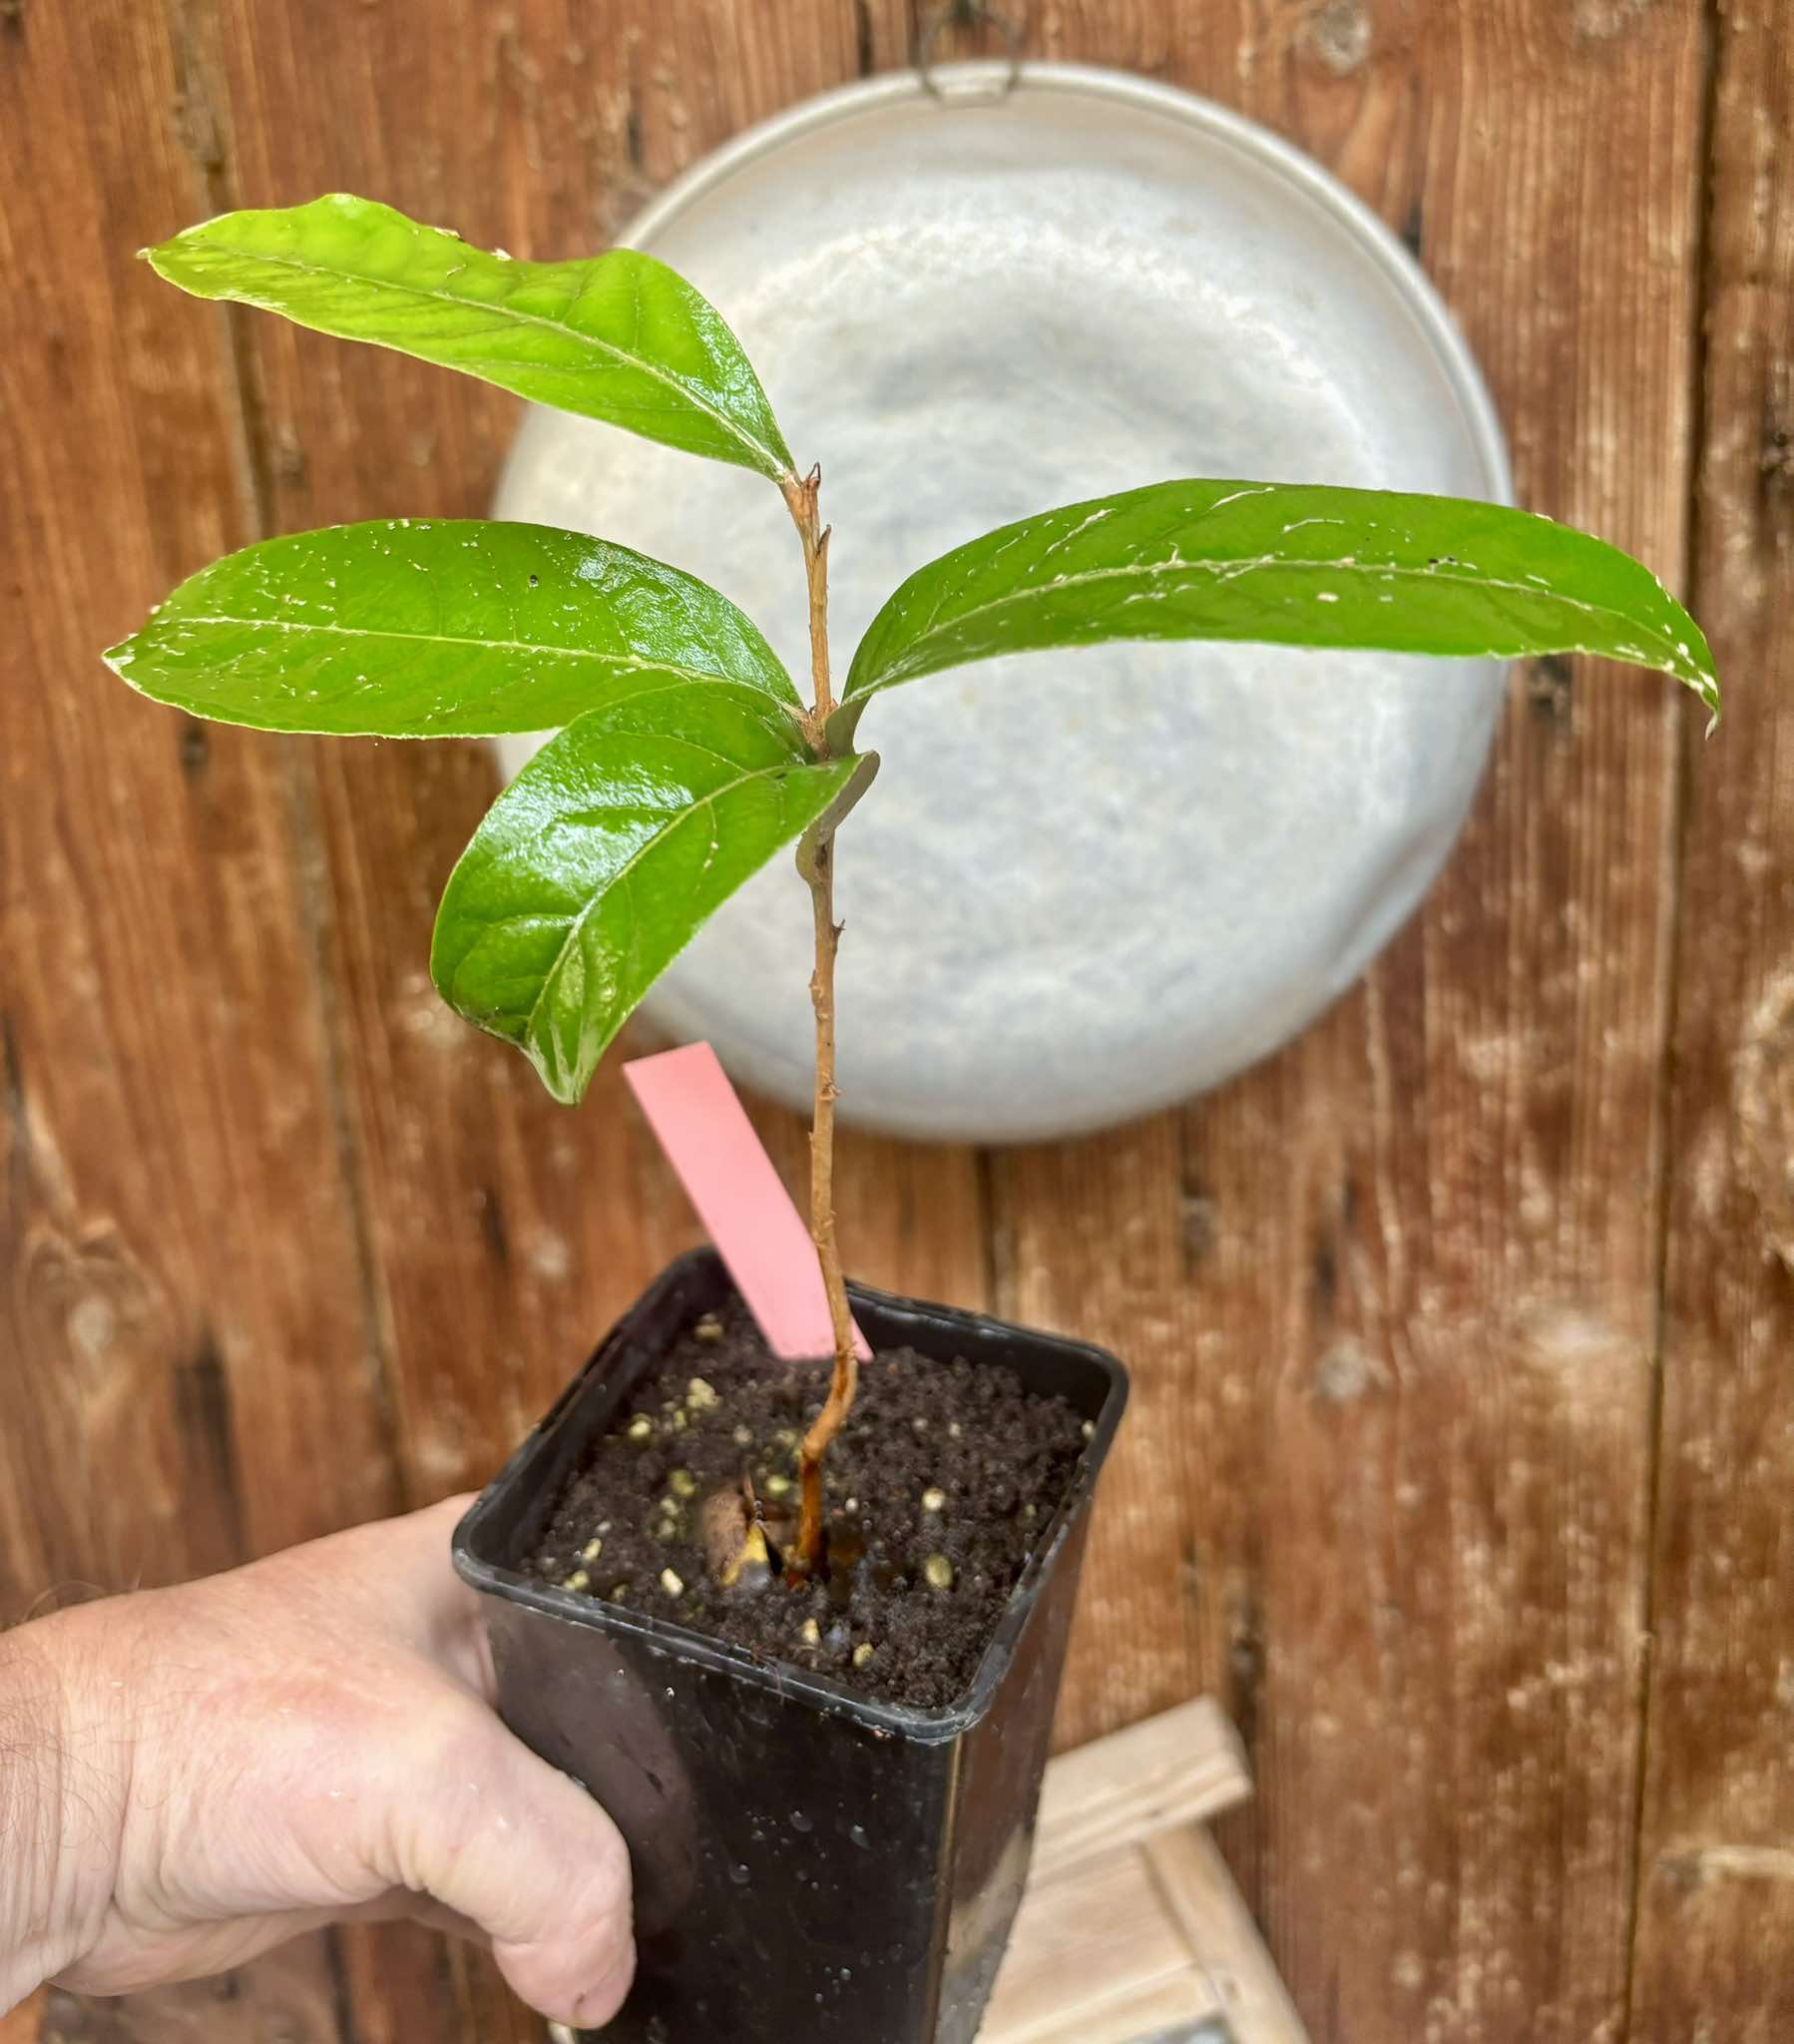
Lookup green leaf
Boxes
[836,480,1718,747]
[104,518,799,737]
[431,687,877,1105]
[146,195,793,481]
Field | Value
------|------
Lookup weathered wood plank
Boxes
[193,0,990,1499]
[0,1992,43,2044]
[0,3,413,2033]
[185,2,986,2031]
[1145,1825,1310,2044]
[0,0,394,1596]
[979,1845,1196,2042]
[1628,3,1794,2036]
[8,4,1759,2041]
[985,6,1705,2043]
[31,1952,342,2044]
[984,1700,1298,2044]
[1029,1696,1249,1881]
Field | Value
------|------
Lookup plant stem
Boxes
[782,465,857,1576]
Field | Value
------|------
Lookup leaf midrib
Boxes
[855,552,1692,695]
[505,754,834,1057]
[195,242,782,474]
[160,609,796,702]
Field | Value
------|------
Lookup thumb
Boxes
[378,1694,637,2028]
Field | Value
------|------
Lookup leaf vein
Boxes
[211,244,780,472]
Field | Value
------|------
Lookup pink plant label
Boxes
[623,1041,871,1364]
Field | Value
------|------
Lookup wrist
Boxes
[0,1610,130,2010]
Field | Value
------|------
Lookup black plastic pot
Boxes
[453,1248,1127,2044]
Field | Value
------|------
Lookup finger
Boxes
[374,1695,636,2027]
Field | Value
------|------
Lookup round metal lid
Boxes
[494,63,1511,1143]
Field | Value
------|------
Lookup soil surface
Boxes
[525,1299,1090,1710]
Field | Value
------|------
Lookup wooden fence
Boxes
[3,3,1789,2037]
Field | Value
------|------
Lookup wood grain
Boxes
[158,2,985,2033]
[1628,2,1794,2036]
[1030,1696,1249,1881]
[0,1995,44,2044]
[187,0,991,1514]
[1145,1825,1309,2044]
[984,1700,1295,2044]
[980,1846,1198,2042]
[987,1968,1226,2044]
[986,7,1708,2044]
[5,3,1782,2042]
[0,0,395,1599]
[28,1956,342,2044]
[1,5,402,2034]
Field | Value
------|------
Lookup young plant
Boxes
[108,196,1718,1577]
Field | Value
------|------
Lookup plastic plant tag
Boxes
[623,1040,870,1363]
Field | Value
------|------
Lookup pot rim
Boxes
[453,1250,1127,1745]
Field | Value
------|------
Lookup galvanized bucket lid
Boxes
[495,61,1510,1143]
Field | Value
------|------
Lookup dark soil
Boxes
[525,1299,1091,1710]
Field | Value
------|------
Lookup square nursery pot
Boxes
[453,1248,1127,2044]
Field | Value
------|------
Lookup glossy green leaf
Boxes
[147,196,793,480]
[104,518,799,737]
[432,687,877,1104]
[836,480,1718,747]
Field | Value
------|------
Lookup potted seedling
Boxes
[108,196,1716,2043]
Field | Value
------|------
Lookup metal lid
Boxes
[495,64,1510,1141]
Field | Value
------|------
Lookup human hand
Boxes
[1,1498,634,2028]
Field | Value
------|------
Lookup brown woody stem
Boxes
[782,466,857,1576]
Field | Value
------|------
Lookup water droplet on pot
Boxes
[789,1808,813,1833]
[849,1823,871,1849]
[728,1862,751,1886]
